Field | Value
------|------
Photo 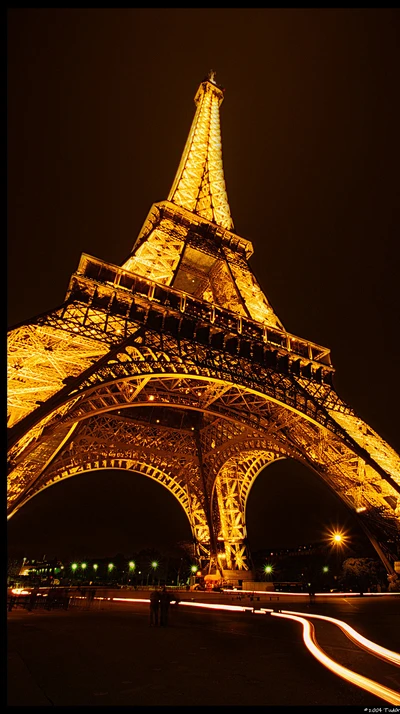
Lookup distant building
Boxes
[18,557,65,583]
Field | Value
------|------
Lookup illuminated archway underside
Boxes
[8,320,400,573]
[8,74,400,576]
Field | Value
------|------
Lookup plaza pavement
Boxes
[7,590,400,707]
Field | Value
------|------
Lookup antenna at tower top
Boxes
[207,69,217,84]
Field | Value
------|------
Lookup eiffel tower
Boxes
[8,71,400,584]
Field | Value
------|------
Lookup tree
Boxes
[341,558,384,591]
[387,573,400,592]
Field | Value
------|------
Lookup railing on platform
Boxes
[67,253,333,373]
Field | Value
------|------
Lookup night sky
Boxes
[7,9,400,562]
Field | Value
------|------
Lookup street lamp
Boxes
[108,563,114,581]
[71,563,78,584]
[151,561,158,585]
[323,566,329,573]
[189,564,198,588]
[326,528,349,580]
[127,560,135,585]
[326,528,348,549]
[264,564,273,580]
[147,561,158,586]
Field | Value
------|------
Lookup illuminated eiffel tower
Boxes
[8,71,400,584]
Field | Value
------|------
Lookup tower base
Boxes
[222,569,255,587]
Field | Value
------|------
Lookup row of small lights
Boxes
[71,561,140,572]
[70,562,199,573]
[30,532,348,578]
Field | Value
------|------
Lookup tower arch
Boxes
[7,73,400,582]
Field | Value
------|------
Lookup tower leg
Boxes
[213,458,254,581]
[193,425,222,578]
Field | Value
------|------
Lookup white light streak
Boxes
[281,609,400,667]
[270,611,400,705]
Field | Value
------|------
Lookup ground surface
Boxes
[7,591,400,707]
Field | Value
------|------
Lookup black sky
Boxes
[7,8,400,561]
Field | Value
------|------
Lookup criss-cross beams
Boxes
[9,324,399,491]
[168,77,233,231]
[8,73,400,578]
[7,324,400,570]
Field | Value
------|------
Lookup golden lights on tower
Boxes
[6,72,400,582]
[168,71,233,230]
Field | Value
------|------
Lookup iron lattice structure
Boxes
[8,72,400,580]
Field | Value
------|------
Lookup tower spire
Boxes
[168,71,234,230]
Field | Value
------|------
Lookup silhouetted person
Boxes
[149,589,160,626]
[159,586,172,627]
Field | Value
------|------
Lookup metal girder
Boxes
[9,325,399,499]
[7,74,400,578]
[7,357,400,567]
[167,76,233,231]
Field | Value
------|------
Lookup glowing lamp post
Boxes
[264,564,273,581]
[147,561,158,586]
[327,528,348,549]
[327,529,349,578]
[128,561,135,585]
[71,563,78,584]
[189,564,198,588]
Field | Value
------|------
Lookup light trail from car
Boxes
[280,609,400,666]
[270,610,400,705]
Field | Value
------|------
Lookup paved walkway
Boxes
[7,594,400,706]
